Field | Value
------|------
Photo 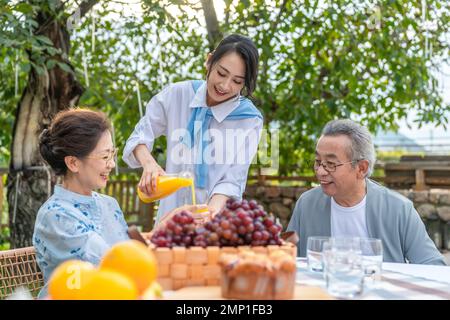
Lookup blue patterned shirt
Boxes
[33,185,130,298]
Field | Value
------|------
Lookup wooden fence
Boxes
[1,157,450,242]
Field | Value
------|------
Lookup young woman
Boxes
[123,34,263,225]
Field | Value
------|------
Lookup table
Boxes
[296,258,450,300]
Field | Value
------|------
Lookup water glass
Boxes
[306,236,330,272]
[359,238,383,288]
[323,237,364,299]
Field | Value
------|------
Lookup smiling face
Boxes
[315,135,367,201]
[205,52,246,106]
[64,130,116,193]
[79,130,116,190]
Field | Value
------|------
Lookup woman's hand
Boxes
[207,194,229,218]
[155,204,209,230]
[140,232,153,245]
[139,162,165,196]
[133,144,166,195]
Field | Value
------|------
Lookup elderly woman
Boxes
[33,109,205,298]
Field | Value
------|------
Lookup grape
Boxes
[237,225,247,235]
[183,236,192,245]
[261,230,270,241]
[230,233,240,243]
[173,213,182,224]
[222,229,232,240]
[249,200,258,210]
[220,220,231,230]
[194,234,205,242]
[179,215,189,225]
[204,221,213,231]
[252,231,262,241]
[244,233,253,243]
[254,221,264,232]
[211,222,219,231]
[230,202,240,210]
[152,198,283,249]
[231,217,241,227]
[183,224,195,233]
[242,216,253,226]
[236,210,247,220]
[208,232,219,242]
[173,225,183,235]
[196,227,207,235]
[263,218,274,228]
[166,220,176,230]
[269,224,282,235]
[246,224,255,233]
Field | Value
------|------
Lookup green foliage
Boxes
[0,0,449,175]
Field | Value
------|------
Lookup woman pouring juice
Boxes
[123,34,263,225]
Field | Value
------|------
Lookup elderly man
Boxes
[287,119,446,265]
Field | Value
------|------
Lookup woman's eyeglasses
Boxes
[85,147,118,165]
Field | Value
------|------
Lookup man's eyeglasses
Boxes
[85,147,118,164]
[313,159,359,173]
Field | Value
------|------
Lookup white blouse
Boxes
[123,80,263,224]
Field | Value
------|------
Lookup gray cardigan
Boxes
[287,179,446,265]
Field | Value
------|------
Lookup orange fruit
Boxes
[99,240,158,294]
[48,260,96,300]
[78,269,138,300]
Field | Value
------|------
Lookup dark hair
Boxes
[39,109,112,176]
[207,34,259,97]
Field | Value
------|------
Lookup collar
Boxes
[54,185,97,205]
[188,80,241,123]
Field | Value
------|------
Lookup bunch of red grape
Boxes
[202,199,283,247]
[150,210,196,248]
[150,199,283,248]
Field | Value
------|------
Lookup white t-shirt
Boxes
[331,195,369,238]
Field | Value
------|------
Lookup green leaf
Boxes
[56,61,72,73]
[35,35,53,46]
[20,63,31,73]
[46,59,57,69]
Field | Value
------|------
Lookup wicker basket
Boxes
[150,243,297,290]
[0,247,44,299]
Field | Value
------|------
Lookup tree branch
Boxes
[200,0,222,50]
[76,0,100,19]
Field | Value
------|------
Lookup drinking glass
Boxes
[306,236,330,272]
[323,237,364,299]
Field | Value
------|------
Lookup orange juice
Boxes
[137,175,196,204]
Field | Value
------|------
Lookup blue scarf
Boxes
[184,80,263,189]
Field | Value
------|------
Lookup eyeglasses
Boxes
[313,159,359,173]
[85,147,118,165]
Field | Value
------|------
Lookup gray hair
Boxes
[321,119,376,177]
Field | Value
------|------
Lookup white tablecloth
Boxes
[296,258,450,299]
[382,262,450,284]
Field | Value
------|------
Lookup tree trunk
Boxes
[201,0,222,50]
[7,3,84,248]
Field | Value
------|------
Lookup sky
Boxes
[394,62,450,152]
